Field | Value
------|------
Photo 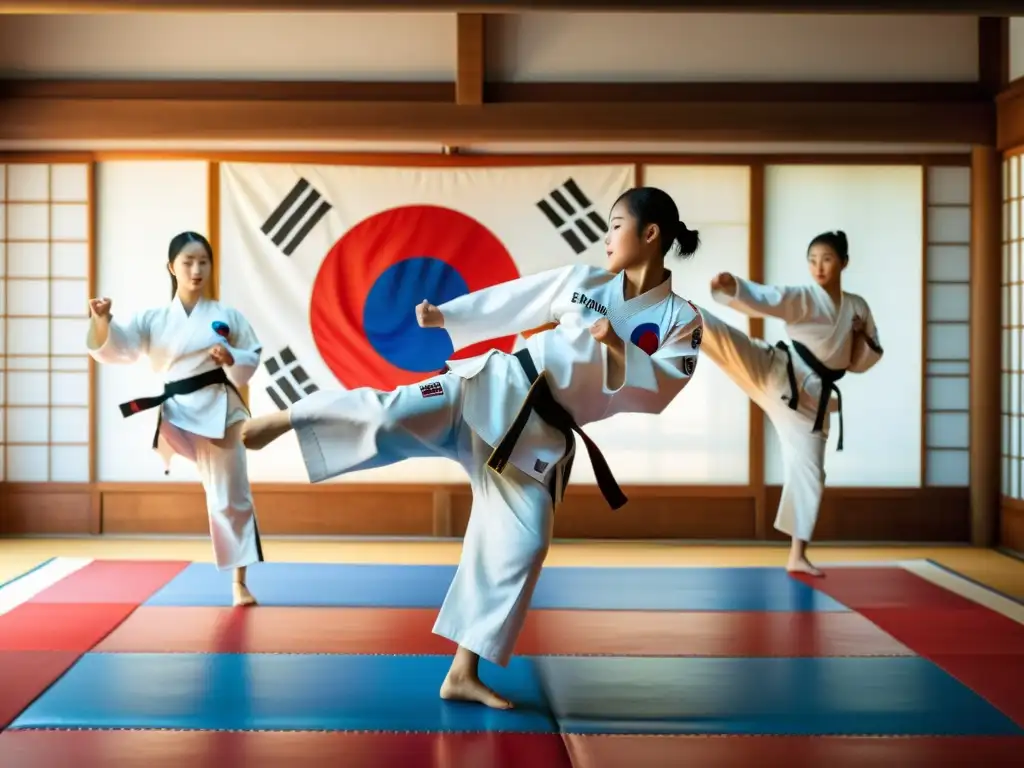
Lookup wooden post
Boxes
[970,145,1001,547]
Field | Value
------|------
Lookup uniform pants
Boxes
[290,371,554,667]
[178,418,263,570]
[700,310,828,542]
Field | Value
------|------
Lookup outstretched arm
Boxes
[86,298,150,364]
[425,264,584,351]
[710,272,812,324]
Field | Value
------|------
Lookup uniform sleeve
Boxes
[439,264,583,352]
[222,310,263,387]
[610,311,703,397]
[712,276,813,324]
[86,311,150,364]
[848,303,883,373]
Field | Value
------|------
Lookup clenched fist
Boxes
[88,297,112,319]
[416,300,444,329]
[710,272,736,294]
[590,317,621,349]
[209,344,235,367]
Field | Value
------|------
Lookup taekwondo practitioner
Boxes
[241,186,704,709]
[87,231,265,607]
[698,230,883,576]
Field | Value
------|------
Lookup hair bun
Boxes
[676,220,701,258]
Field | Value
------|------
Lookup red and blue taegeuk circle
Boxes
[630,322,660,356]
[309,204,521,391]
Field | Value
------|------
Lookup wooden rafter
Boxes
[456,12,484,107]
[0,0,1018,13]
[0,79,994,145]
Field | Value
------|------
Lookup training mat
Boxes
[144,562,849,611]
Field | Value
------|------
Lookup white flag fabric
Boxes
[220,163,637,482]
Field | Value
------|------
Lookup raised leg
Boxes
[241,409,292,451]
[697,306,778,406]
[243,374,463,483]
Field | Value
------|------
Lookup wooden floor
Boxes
[2,537,1024,601]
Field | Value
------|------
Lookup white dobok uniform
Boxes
[698,277,883,542]
[87,296,264,570]
[289,264,703,666]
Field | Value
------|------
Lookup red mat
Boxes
[94,607,453,655]
[564,734,1024,767]
[928,654,1024,728]
[0,730,573,768]
[0,651,82,729]
[0,603,139,652]
[857,606,1024,656]
[94,606,913,657]
[795,567,980,610]
[515,608,913,657]
[28,561,189,605]
[798,564,1024,731]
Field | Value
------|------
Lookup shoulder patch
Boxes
[683,356,697,376]
[691,325,703,349]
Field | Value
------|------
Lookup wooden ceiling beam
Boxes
[0,0,1019,12]
[0,85,993,145]
[456,12,485,107]
[978,16,1010,98]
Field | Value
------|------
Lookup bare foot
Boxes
[440,671,513,709]
[232,582,258,607]
[787,557,823,577]
[241,412,292,451]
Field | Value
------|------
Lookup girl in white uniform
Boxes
[698,230,883,575]
[242,187,704,708]
[87,232,265,607]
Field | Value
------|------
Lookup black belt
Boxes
[119,367,245,449]
[776,340,847,451]
[119,367,238,418]
[486,349,628,511]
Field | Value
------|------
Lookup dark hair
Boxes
[167,231,214,298]
[808,230,849,264]
[613,186,700,259]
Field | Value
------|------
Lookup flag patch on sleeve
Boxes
[420,381,444,398]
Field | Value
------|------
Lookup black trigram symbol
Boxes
[261,178,332,256]
[263,346,319,410]
[536,178,608,255]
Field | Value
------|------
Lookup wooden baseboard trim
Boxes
[0,482,971,542]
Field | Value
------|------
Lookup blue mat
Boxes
[9,653,556,733]
[144,563,849,612]
[10,653,1020,736]
[536,656,1024,736]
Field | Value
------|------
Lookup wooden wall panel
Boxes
[0,483,971,542]
[0,484,92,535]
[1001,497,1024,554]
[449,487,757,540]
[764,486,970,542]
